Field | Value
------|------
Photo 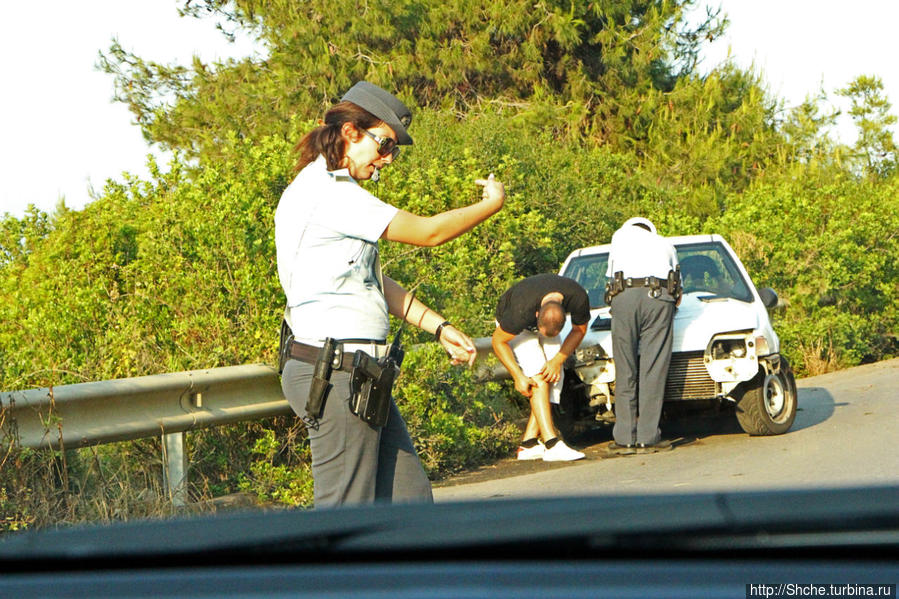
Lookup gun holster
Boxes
[349,350,398,428]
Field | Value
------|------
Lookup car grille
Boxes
[665,351,717,401]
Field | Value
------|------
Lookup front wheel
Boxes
[734,357,798,435]
[551,369,586,444]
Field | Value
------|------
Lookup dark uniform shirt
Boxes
[495,274,591,335]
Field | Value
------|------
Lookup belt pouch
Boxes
[307,337,337,419]
[278,318,294,375]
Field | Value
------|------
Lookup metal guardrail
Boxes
[1,340,503,451]
[0,340,504,504]
[1,364,289,451]
[1,364,289,505]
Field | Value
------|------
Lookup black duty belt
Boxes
[288,340,364,372]
[605,269,681,304]
[623,276,668,288]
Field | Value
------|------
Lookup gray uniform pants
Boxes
[610,287,676,446]
[281,359,433,507]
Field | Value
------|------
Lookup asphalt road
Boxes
[432,358,899,501]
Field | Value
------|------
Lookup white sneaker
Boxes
[516,442,545,460]
[542,440,585,462]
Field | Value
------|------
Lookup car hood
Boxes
[577,294,762,355]
[673,294,761,352]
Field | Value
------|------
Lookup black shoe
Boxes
[606,442,637,455]
[636,440,673,454]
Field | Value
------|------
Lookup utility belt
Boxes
[605,266,682,304]
[278,320,401,428]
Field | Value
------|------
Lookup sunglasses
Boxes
[361,129,400,160]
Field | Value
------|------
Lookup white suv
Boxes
[554,234,797,437]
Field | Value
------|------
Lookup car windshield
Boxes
[561,241,754,309]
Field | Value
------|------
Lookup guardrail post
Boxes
[162,432,188,506]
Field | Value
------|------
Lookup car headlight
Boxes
[754,335,770,356]
[709,337,749,360]
[705,332,759,384]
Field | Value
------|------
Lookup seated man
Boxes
[492,273,590,462]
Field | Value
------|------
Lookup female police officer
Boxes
[275,81,505,507]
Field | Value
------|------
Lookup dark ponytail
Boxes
[293,101,383,173]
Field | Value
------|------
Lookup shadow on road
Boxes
[572,407,744,452]
[435,410,743,488]
[790,386,836,432]
[436,389,836,489]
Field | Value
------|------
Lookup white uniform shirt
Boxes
[606,224,678,279]
[275,155,398,342]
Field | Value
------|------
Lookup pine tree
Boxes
[837,74,897,179]
[99,0,727,161]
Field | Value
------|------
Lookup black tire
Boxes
[551,369,585,444]
[734,356,798,435]
[551,395,577,444]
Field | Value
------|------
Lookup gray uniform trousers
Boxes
[610,286,677,446]
[281,359,433,507]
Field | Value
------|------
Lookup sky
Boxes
[0,2,259,219]
[2,1,897,219]
[691,0,899,143]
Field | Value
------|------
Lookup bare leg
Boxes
[523,410,540,441]
[529,379,557,443]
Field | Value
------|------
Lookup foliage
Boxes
[393,345,522,477]
[837,75,898,179]
[0,205,52,269]
[0,134,294,390]
[237,427,313,506]
[779,91,844,169]
[707,172,899,375]
[99,1,770,178]
[0,431,172,533]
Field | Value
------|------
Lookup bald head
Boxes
[537,301,565,337]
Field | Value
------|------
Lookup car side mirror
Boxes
[758,287,779,309]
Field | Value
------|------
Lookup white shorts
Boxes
[509,330,564,404]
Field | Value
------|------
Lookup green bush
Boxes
[237,428,314,507]
[394,344,522,477]
[707,171,899,374]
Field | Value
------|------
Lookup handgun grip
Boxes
[352,350,383,379]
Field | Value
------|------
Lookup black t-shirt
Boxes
[495,273,591,335]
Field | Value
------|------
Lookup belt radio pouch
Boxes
[278,318,294,375]
[604,271,626,304]
[349,350,396,428]
[667,265,682,302]
[306,337,338,420]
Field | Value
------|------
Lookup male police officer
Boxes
[605,217,680,455]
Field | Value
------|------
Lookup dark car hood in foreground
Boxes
[1,485,896,567]
[1,486,896,599]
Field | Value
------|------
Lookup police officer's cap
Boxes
[341,81,413,146]
[623,216,656,234]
